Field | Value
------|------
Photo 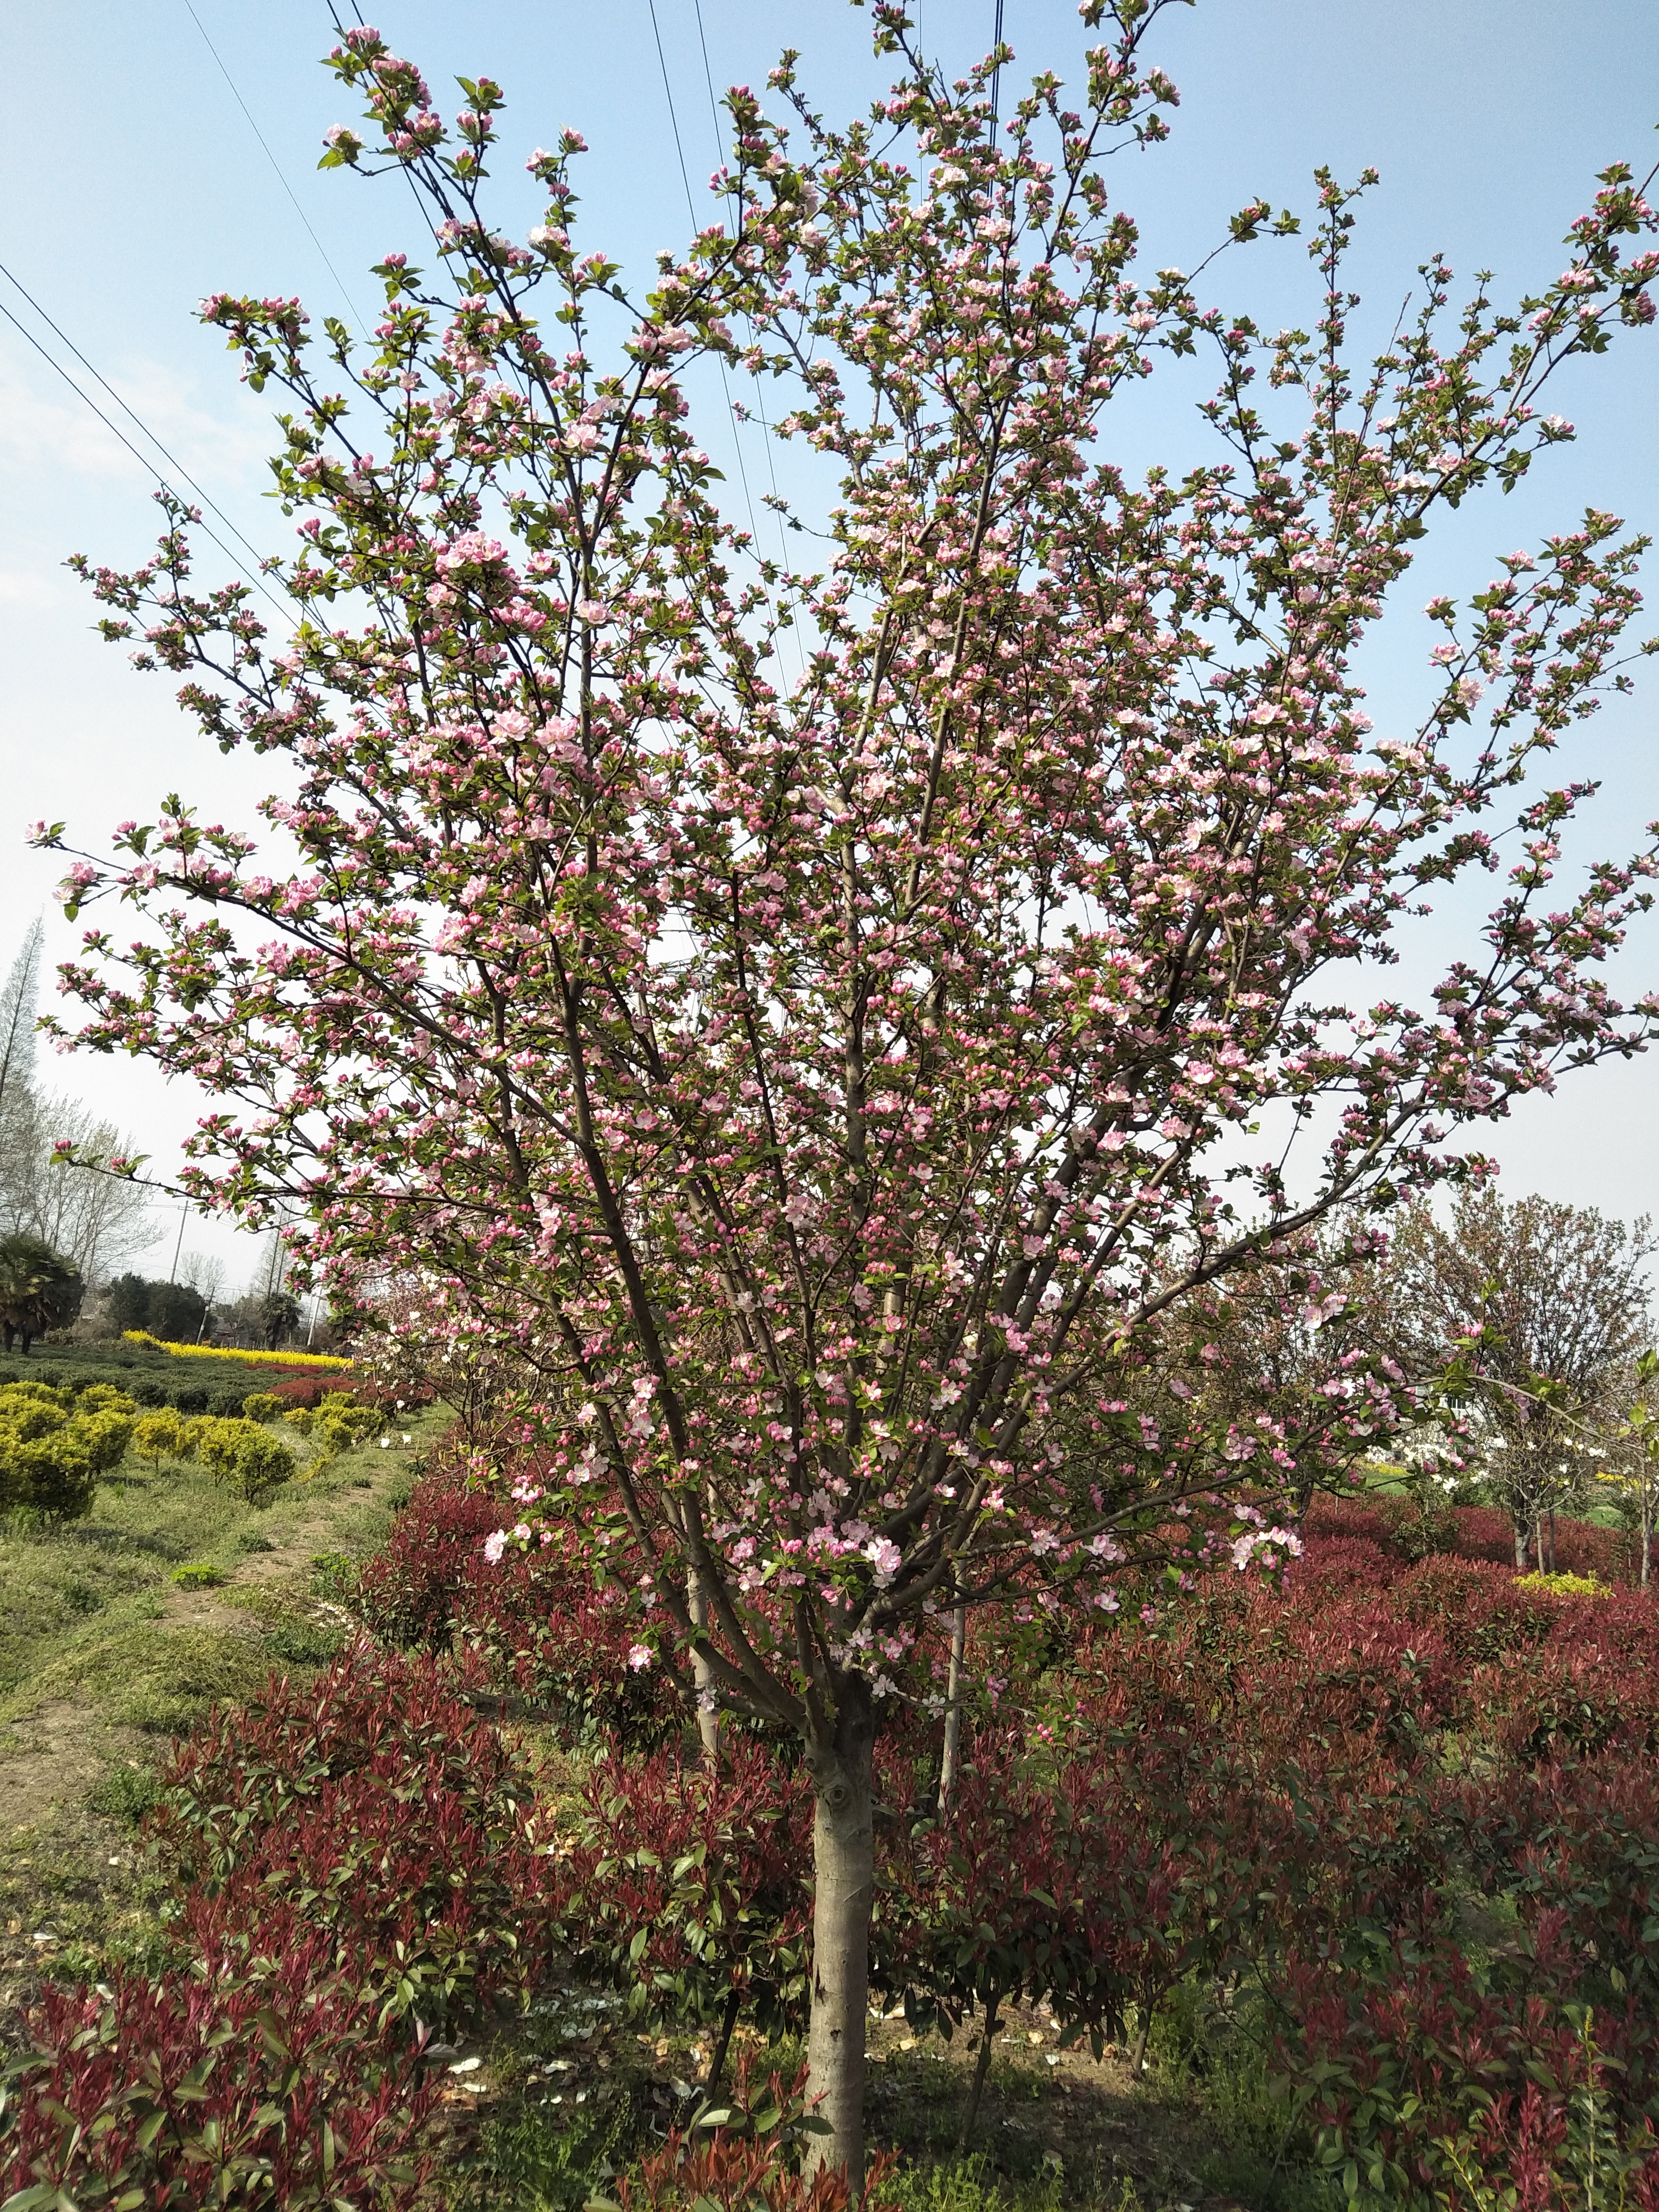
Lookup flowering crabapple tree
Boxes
[37,0,1659,2176]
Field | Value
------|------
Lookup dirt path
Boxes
[0,1437,426,2046]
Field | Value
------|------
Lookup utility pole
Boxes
[167,1196,188,1285]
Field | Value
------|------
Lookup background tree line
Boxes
[0,925,311,1354]
[0,919,153,1286]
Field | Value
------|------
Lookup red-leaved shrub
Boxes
[353,1471,504,1648]
[561,1739,812,2042]
[152,1644,560,2031]
[0,1953,438,2208]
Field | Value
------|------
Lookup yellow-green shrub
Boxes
[194,1416,297,1504]
[77,1409,136,1473]
[77,1383,139,1417]
[0,1382,135,1520]
[313,1401,379,1457]
[1514,1569,1611,1600]
[0,1390,67,1443]
[133,1408,186,1467]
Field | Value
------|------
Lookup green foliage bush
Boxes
[241,1391,286,1423]
[105,1270,198,1338]
[468,2093,639,2212]
[192,1415,297,1503]
[171,1562,225,1589]
[0,1379,135,1521]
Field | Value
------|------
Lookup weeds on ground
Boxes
[86,1763,161,1826]
[1146,1980,1337,2212]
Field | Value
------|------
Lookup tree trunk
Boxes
[937,1603,967,1815]
[1547,1509,1557,1574]
[688,1565,722,1759]
[804,1678,876,2192]
[958,1990,1002,2151]
[1513,1519,1529,1570]
[1643,1505,1652,1591]
[705,1983,742,2094]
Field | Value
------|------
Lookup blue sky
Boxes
[0,0,1655,1279]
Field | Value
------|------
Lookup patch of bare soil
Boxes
[861,1999,1247,2208]
[402,1985,1254,2211]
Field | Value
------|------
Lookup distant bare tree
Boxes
[0,918,42,1116]
[1126,1226,1400,1512]
[1,1088,157,1287]
[1382,1189,1656,1566]
[181,1252,227,1307]
[0,924,156,1287]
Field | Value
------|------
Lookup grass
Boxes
[0,1420,433,1710]
[0,1403,447,2035]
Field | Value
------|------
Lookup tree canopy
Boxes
[0,1233,84,1356]
[34,0,1659,2173]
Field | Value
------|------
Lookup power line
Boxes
[0,259,272,579]
[690,0,799,660]
[181,0,363,323]
[0,290,288,617]
[646,0,786,676]
[690,0,726,179]
[646,0,699,222]
[991,0,1007,144]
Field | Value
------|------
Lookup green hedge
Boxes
[0,1345,338,1418]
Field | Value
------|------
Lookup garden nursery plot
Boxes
[0,1334,355,1412]
[0,1371,442,2040]
[16,0,1659,2200]
[3,1431,1657,2212]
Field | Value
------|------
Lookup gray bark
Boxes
[958,1990,1001,2151]
[804,1679,876,2191]
[937,1603,967,1814]
[688,1565,722,1759]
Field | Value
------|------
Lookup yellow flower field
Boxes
[120,1330,351,1371]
